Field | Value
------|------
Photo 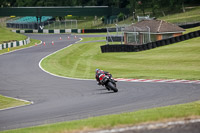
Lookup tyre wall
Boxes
[101,30,200,53]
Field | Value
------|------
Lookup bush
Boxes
[117,12,125,21]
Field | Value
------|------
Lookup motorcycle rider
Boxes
[95,69,112,85]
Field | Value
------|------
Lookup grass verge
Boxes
[159,6,200,23]
[79,36,105,42]
[41,36,200,80]
[2,100,200,133]
[0,26,26,44]
[0,94,30,110]
[183,26,200,34]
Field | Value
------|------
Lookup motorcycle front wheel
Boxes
[107,82,118,92]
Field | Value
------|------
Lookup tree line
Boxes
[1,0,200,16]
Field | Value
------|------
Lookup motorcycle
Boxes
[99,74,118,92]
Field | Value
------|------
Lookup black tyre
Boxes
[107,82,118,92]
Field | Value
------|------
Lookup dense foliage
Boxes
[1,0,200,16]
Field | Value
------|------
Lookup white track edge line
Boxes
[39,38,94,81]
[34,38,199,84]
[0,95,34,111]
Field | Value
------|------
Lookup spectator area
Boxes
[6,16,53,29]
[8,16,52,24]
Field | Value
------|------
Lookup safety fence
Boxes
[0,37,30,50]
[101,30,200,53]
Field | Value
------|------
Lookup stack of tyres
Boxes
[116,45,120,52]
[142,44,147,50]
[194,31,199,37]
[105,45,110,52]
[160,40,165,46]
[188,32,194,38]
[180,35,185,41]
[184,34,189,40]
[138,45,143,51]
[165,38,171,45]
[146,42,152,49]
[175,36,180,42]
[121,45,125,52]
[198,30,200,37]
[84,29,106,33]
[156,40,161,47]
[133,45,139,52]
[110,45,115,52]
[152,42,157,48]
[101,45,105,53]
[170,37,176,44]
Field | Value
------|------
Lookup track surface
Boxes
[0,34,200,131]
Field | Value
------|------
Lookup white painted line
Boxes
[36,38,200,84]
[0,95,34,111]
[39,38,94,81]
[90,118,200,133]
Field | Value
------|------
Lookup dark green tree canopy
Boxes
[1,0,200,16]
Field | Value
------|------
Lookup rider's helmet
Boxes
[96,69,100,73]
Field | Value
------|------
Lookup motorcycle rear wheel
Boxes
[107,82,118,92]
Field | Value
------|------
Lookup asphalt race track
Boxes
[0,34,200,131]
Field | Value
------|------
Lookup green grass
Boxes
[2,100,200,133]
[159,6,200,23]
[43,6,200,29]
[183,26,200,34]
[41,36,200,80]
[79,36,105,42]
[0,94,30,110]
[0,26,41,55]
[0,26,26,44]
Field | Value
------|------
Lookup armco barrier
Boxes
[101,30,200,53]
[0,37,30,50]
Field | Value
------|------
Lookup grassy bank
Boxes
[45,6,200,29]
[0,26,26,44]
[0,95,30,110]
[0,26,41,55]
[159,6,200,23]
[2,100,200,133]
[183,26,200,34]
[41,36,200,80]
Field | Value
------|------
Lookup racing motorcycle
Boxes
[99,74,118,92]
